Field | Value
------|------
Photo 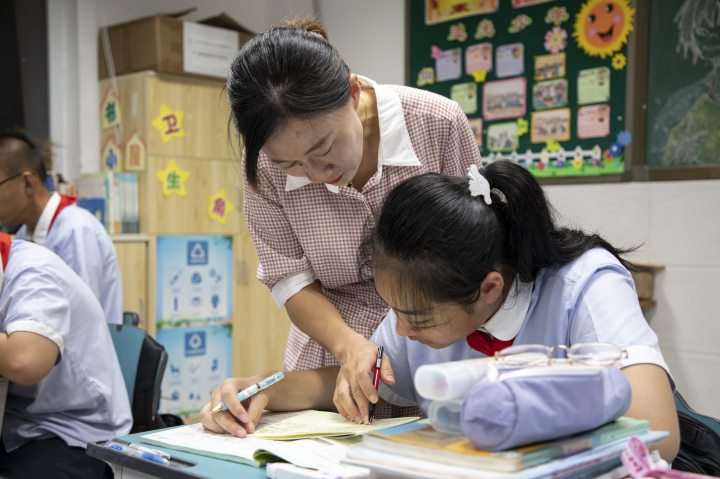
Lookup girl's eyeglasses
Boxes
[494,342,628,368]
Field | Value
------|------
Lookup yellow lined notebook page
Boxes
[251,410,420,440]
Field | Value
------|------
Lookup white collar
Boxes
[284,76,421,193]
[32,192,61,245]
[479,279,534,341]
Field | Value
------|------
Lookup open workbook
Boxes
[142,411,419,469]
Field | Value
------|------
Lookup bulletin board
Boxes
[408,0,635,179]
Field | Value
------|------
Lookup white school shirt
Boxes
[371,248,671,413]
[0,239,132,451]
[16,192,123,325]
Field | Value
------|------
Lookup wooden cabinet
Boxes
[113,235,151,331]
[103,71,288,377]
[99,71,241,235]
[140,156,243,235]
[233,229,289,377]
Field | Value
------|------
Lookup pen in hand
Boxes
[368,345,384,423]
[211,371,284,414]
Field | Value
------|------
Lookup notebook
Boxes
[142,411,419,468]
[251,410,420,440]
[143,422,350,469]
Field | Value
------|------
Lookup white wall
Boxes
[319,1,720,417]
[319,0,405,84]
[48,0,317,179]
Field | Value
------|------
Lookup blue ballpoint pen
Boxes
[108,442,170,465]
[212,371,285,413]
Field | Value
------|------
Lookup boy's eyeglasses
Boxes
[0,171,30,189]
[494,342,628,368]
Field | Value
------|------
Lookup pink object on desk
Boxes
[622,436,714,478]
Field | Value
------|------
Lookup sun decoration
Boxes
[611,52,627,70]
[574,0,634,58]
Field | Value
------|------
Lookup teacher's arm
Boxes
[286,283,394,423]
[244,169,394,424]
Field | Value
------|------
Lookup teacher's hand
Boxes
[200,376,269,437]
[333,336,395,424]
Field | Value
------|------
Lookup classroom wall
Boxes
[47,0,316,180]
[318,0,720,417]
[49,0,719,416]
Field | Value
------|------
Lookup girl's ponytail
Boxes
[372,160,636,311]
[483,161,635,280]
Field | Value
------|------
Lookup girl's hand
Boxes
[200,376,269,437]
[333,336,395,423]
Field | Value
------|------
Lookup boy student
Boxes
[0,132,123,324]
[202,161,679,461]
[0,233,132,477]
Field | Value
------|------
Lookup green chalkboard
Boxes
[645,0,720,170]
[407,0,634,178]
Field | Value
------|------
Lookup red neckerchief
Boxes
[466,330,515,356]
[0,232,10,272]
[48,194,77,231]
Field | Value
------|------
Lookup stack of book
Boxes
[343,417,667,478]
[77,171,139,234]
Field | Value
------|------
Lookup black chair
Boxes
[110,312,180,433]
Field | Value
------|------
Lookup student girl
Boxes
[0,132,123,325]
[228,18,479,407]
[202,161,679,461]
[0,233,132,477]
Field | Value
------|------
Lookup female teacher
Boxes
[228,18,479,413]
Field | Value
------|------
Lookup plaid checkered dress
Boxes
[244,82,480,373]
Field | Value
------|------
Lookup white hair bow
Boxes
[467,164,493,205]
[467,164,507,205]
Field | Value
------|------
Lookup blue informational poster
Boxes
[157,325,233,417]
[156,235,233,328]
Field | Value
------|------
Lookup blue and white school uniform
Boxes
[371,248,671,413]
[0,237,132,451]
[16,192,123,325]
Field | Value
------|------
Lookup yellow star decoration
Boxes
[516,118,529,136]
[471,69,488,83]
[612,52,627,70]
[208,189,235,225]
[156,160,190,197]
[545,140,561,152]
[152,104,186,144]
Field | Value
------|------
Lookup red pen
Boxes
[368,345,384,423]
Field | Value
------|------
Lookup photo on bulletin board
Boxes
[157,324,233,417]
[408,0,636,180]
[156,235,233,329]
[642,0,720,180]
